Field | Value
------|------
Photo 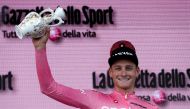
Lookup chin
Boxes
[116,81,134,90]
[118,84,131,89]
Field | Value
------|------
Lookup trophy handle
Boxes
[25,12,41,19]
[39,8,54,18]
[48,16,64,26]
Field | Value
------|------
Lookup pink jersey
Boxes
[35,48,159,109]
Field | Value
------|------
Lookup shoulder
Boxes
[82,89,106,96]
[89,90,112,99]
[131,96,159,109]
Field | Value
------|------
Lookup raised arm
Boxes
[32,28,94,108]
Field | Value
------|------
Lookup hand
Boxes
[32,28,50,50]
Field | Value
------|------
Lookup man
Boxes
[32,29,158,109]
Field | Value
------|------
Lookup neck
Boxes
[114,86,135,95]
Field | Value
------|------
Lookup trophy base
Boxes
[15,26,24,39]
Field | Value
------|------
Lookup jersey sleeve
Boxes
[35,48,94,108]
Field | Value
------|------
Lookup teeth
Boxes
[126,77,130,80]
[118,77,130,81]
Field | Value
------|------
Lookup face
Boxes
[109,59,139,92]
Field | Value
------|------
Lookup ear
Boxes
[108,68,113,78]
[135,66,140,78]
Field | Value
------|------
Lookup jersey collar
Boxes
[111,89,136,100]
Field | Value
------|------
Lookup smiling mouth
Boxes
[117,77,131,81]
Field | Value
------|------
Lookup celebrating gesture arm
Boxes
[32,28,94,108]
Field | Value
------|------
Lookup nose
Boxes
[121,69,127,76]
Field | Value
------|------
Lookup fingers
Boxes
[43,27,50,38]
[42,27,50,40]
[32,27,50,44]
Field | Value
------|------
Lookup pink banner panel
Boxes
[0,0,190,109]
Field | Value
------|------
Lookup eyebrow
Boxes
[112,65,135,68]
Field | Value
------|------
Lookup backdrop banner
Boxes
[0,0,190,109]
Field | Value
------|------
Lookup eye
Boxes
[114,67,121,71]
[125,66,134,71]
